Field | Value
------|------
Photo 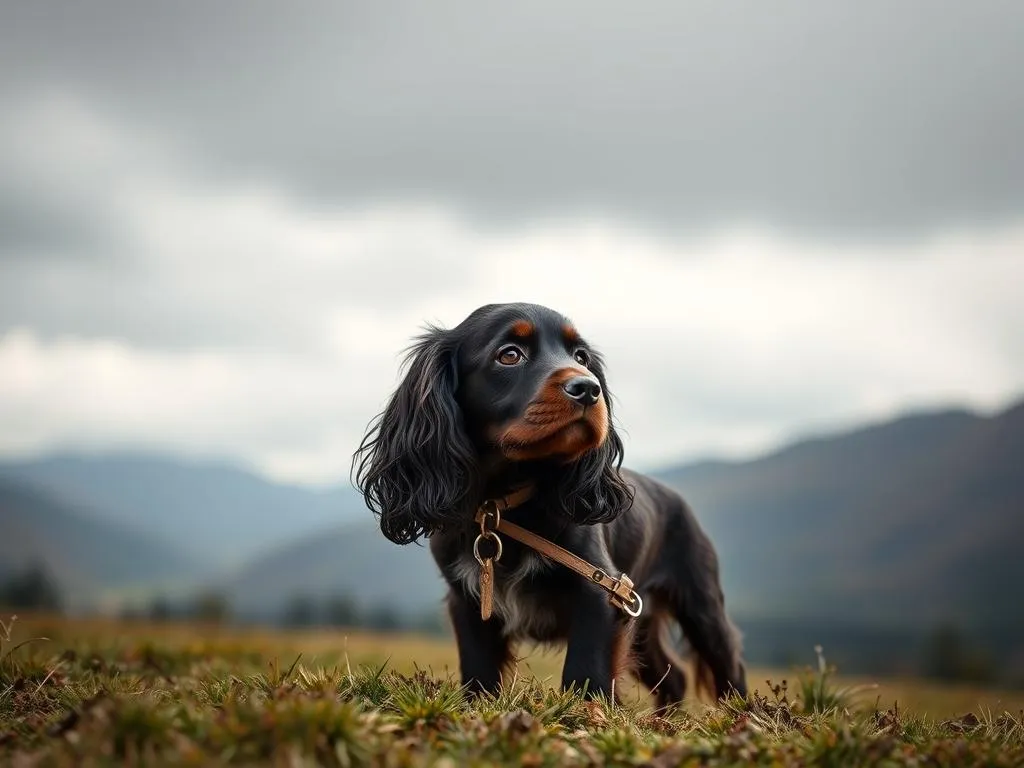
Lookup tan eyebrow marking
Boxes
[563,323,580,343]
[511,320,534,338]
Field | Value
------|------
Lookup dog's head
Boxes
[353,303,634,544]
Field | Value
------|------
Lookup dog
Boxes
[353,302,747,706]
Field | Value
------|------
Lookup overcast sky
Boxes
[1,1,1023,486]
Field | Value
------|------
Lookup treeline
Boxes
[273,593,449,636]
[117,590,450,637]
[3,563,1019,687]
[0,562,449,638]
[0,563,63,612]
[737,616,1024,689]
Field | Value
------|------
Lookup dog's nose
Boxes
[562,375,602,406]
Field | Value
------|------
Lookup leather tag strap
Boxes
[478,558,494,620]
[472,489,528,622]
[473,493,643,619]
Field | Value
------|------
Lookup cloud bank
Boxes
[2,95,1021,485]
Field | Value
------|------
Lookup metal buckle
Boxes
[621,590,644,618]
[611,574,643,618]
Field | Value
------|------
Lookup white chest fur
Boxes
[452,550,557,639]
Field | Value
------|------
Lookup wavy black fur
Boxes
[353,311,634,542]
[352,326,479,544]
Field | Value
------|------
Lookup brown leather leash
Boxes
[471,488,644,621]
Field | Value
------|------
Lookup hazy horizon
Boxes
[2,390,1020,491]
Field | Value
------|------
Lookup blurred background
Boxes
[1,2,1022,689]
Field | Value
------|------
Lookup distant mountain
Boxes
[651,399,1024,634]
[0,453,366,570]
[0,478,197,605]
[222,521,443,620]
[226,398,1024,672]
[2,397,1021,678]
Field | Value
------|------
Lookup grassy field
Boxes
[2,613,1023,766]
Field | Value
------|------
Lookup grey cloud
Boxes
[0,195,480,352]
[0,89,480,350]
[0,152,124,262]
[3,1,1023,239]
[0,186,108,260]
[0,250,472,353]
[0,261,285,351]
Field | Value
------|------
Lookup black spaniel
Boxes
[353,302,747,706]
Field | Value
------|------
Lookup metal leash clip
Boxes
[474,500,504,620]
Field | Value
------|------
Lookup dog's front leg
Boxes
[561,585,621,699]
[446,590,511,696]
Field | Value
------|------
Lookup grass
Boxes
[2,613,1023,766]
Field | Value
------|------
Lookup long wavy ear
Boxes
[352,327,477,545]
[552,355,635,525]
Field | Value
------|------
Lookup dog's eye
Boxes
[496,345,525,366]
[574,348,591,367]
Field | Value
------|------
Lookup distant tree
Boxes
[925,623,964,680]
[411,609,448,637]
[282,594,317,628]
[0,563,63,612]
[191,590,230,624]
[118,603,143,621]
[148,595,173,622]
[364,604,403,633]
[923,622,995,682]
[324,595,359,628]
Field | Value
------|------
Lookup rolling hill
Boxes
[0,478,198,606]
[2,397,1020,677]
[652,400,1024,633]
[221,521,443,621]
[0,453,365,570]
